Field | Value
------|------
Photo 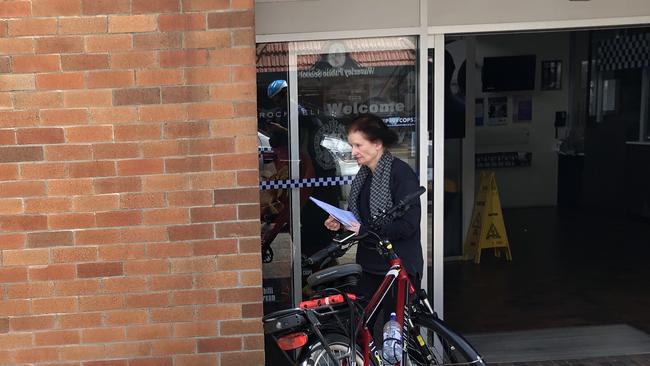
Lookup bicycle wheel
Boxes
[405,313,486,366]
[301,333,375,366]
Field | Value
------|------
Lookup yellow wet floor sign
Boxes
[463,171,512,264]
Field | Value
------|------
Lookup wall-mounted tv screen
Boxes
[482,55,536,92]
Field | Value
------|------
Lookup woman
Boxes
[324,113,423,303]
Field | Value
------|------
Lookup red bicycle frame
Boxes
[359,255,416,366]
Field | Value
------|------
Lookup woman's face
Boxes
[348,131,383,170]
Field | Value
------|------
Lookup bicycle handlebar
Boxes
[305,186,426,267]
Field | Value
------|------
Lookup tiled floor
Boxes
[443,207,650,362]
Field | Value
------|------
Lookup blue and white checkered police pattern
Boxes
[260,176,355,190]
[598,33,650,71]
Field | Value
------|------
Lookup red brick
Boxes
[208,11,254,29]
[0,90,12,108]
[14,91,63,109]
[232,28,254,46]
[52,247,97,263]
[90,107,138,123]
[150,307,194,322]
[74,228,122,246]
[232,0,253,9]
[167,190,212,206]
[78,294,124,312]
[36,36,84,53]
[58,313,103,329]
[197,337,241,353]
[59,17,108,35]
[27,231,74,248]
[81,327,125,343]
[62,54,109,71]
[171,289,216,305]
[191,238,237,256]
[94,176,141,194]
[185,66,230,84]
[115,124,162,141]
[237,171,258,187]
[164,122,209,139]
[183,30,229,49]
[142,175,189,192]
[69,160,116,178]
[139,104,185,122]
[0,129,15,144]
[54,279,100,296]
[108,15,157,33]
[191,206,236,222]
[0,110,38,127]
[87,70,134,88]
[188,138,235,155]
[187,102,233,120]
[122,258,169,276]
[66,125,113,142]
[110,51,157,69]
[160,50,207,68]
[14,348,58,364]
[103,342,150,358]
[77,262,123,278]
[0,146,44,163]
[143,208,189,225]
[116,159,165,176]
[25,197,71,213]
[212,152,257,170]
[72,195,119,212]
[0,1,31,17]
[0,181,45,198]
[126,293,169,308]
[168,223,213,241]
[220,319,262,335]
[190,171,236,189]
[232,65,255,82]
[129,357,172,366]
[171,257,216,273]
[220,351,264,365]
[119,192,165,208]
[182,0,229,11]
[64,89,112,107]
[20,162,65,180]
[127,324,171,341]
[176,354,218,366]
[0,299,30,316]
[41,108,88,125]
[165,156,211,173]
[33,0,81,16]
[82,0,130,15]
[136,69,182,86]
[0,215,48,231]
[85,34,132,52]
[32,297,78,314]
[0,165,18,180]
[7,282,53,298]
[0,198,22,214]
[49,213,96,229]
[0,267,27,282]
[0,74,35,91]
[151,339,195,355]
[161,85,209,104]
[217,253,259,271]
[16,127,64,144]
[44,145,92,161]
[103,277,146,293]
[0,331,31,348]
[59,344,105,361]
[132,0,179,13]
[211,83,255,100]
[158,13,205,31]
[98,243,146,260]
[133,33,181,50]
[113,87,160,106]
[174,322,217,339]
[105,310,148,325]
[37,72,85,90]
[92,142,139,159]
[47,178,93,195]
[8,18,57,36]
[149,275,193,291]
[95,210,142,227]
[214,187,258,204]
[242,302,263,318]
[12,54,60,73]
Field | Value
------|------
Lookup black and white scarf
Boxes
[348,151,394,224]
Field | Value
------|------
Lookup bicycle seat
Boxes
[307,263,362,290]
[263,308,307,335]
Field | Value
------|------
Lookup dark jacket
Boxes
[355,158,423,277]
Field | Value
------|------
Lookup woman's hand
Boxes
[344,222,361,235]
[324,215,341,231]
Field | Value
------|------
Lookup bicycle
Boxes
[263,186,486,366]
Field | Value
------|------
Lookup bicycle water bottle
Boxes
[382,312,403,365]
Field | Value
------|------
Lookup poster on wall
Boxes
[513,95,532,123]
[487,96,508,125]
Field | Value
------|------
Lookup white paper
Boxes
[309,196,359,228]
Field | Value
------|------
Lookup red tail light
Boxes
[276,332,308,350]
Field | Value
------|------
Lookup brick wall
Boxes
[0,1,262,365]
